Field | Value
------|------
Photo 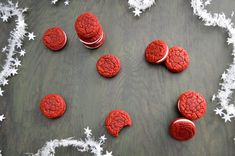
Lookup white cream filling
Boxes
[156,45,169,63]
[173,118,195,126]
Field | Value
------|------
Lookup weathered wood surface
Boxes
[0,0,235,155]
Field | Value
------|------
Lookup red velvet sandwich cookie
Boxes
[169,118,196,141]
[96,54,121,78]
[39,94,66,119]
[75,12,105,49]
[165,46,190,72]
[42,27,67,51]
[178,91,207,120]
[105,109,132,137]
[145,40,169,64]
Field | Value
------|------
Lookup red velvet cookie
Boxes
[145,40,169,64]
[96,54,121,78]
[74,12,105,49]
[165,46,190,73]
[42,27,67,51]
[169,118,196,141]
[39,94,66,119]
[74,12,101,42]
[178,91,207,120]
[105,110,132,137]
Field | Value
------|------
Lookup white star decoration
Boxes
[133,9,142,16]
[0,115,5,122]
[29,127,112,156]
[1,15,8,22]
[0,88,4,96]
[0,1,34,99]
[50,0,70,6]
[19,49,26,56]
[28,32,36,40]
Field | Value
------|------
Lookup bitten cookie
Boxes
[178,91,207,120]
[40,94,66,119]
[105,110,132,137]
[42,27,67,51]
[165,46,190,72]
[96,54,121,78]
[169,118,196,141]
[145,40,169,64]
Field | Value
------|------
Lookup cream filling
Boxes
[173,118,195,126]
[156,45,169,63]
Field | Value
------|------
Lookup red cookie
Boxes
[145,40,169,64]
[42,27,67,51]
[39,94,66,119]
[165,46,190,73]
[96,54,121,78]
[178,91,207,120]
[74,12,101,42]
[105,110,132,137]
[169,118,196,141]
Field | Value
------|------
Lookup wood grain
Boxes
[0,0,235,155]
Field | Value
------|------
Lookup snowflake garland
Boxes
[0,1,35,97]
[191,0,235,122]
[50,0,155,16]
[51,0,70,6]
[128,0,156,16]
[28,127,112,156]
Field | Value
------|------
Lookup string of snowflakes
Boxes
[27,127,112,156]
[0,1,35,97]
[50,0,155,16]
[191,0,235,122]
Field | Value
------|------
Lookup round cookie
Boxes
[105,110,132,137]
[145,40,169,64]
[42,27,67,51]
[96,54,121,78]
[169,118,196,141]
[178,91,207,120]
[39,94,66,119]
[165,46,190,72]
[74,12,101,41]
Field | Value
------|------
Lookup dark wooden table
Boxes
[1,0,235,155]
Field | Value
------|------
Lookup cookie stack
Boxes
[169,91,207,141]
[74,12,105,49]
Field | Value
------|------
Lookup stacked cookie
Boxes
[169,91,207,141]
[74,12,105,49]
